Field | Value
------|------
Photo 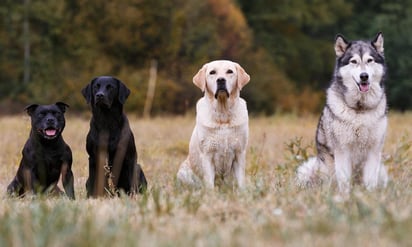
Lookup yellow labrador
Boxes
[177,60,250,189]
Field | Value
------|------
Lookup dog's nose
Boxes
[217,77,226,86]
[360,72,369,82]
[46,117,55,124]
[96,92,104,99]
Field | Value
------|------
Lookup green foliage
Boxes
[283,137,313,169]
[1,0,412,114]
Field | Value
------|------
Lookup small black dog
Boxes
[7,102,75,199]
[82,76,147,197]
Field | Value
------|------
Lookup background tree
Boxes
[0,0,411,114]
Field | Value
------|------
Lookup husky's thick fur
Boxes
[296,32,388,192]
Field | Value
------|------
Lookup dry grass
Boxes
[0,112,411,246]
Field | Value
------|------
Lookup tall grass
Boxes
[0,113,411,246]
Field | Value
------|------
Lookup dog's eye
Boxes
[227,69,233,74]
[209,70,216,75]
[94,83,100,89]
[350,59,358,65]
[367,58,374,63]
[106,84,113,90]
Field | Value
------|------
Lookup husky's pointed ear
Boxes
[193,63,207,92]
[235,62,250,90]
[335,34,349,57]
[372,32,384,54]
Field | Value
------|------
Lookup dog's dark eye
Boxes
[350,59,357,65]
[227,69,233,74]
[37,111,47,118]
[94,83,100,89]
[106,84,113,90]
[209,70,216,75]
[367,58,374,63]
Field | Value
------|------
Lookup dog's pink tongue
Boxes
[45,129,56,136]
[360,83,369,92]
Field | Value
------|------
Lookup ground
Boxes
[0,113,410,246]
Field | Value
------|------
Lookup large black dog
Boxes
[7,102,75,199]
[82,76,147,197]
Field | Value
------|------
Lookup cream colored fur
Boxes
[177,60,250,189]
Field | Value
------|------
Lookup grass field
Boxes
[0,112,411,246]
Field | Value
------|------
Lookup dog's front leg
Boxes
[201,157,215,189]
[233,151,246,189]
[22,167,36,196]
[334,150,352,193]
[86,156,96,197]
[363,150,388,190]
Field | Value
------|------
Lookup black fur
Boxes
[7,102,75,199]
[82,76,147,197]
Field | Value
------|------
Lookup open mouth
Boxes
[353,77,370,93]
[358,81,370,93]
[39,127,60,139]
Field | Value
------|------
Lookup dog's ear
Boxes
[55,102,69,113]
[115,78,130,104]
[82,78,97,104]
[193,64,207,92]
[335,34,349,57]
[372,32,384,54]
[235,63,250,90]
[24,104,39,116]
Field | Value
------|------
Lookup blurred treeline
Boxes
[1,0,411,115]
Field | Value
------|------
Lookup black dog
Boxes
[82,76,147,197]
[7,102,75,199]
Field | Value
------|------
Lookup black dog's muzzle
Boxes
[37,118,61,140]
[214,77,229,99]
[94,92,111,107]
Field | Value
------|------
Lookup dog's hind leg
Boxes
[6,178,22,197]
[132,163,147,194]
[61,162,75,199]
[177,159,202,189]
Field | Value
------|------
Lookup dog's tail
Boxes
[296,157,328,187]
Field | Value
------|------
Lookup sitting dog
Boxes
[177,60,250,189]
[7,102,75,199]
[296,32,388,192]
[82,76,147,197]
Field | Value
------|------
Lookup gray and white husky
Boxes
[296,32,389,193]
